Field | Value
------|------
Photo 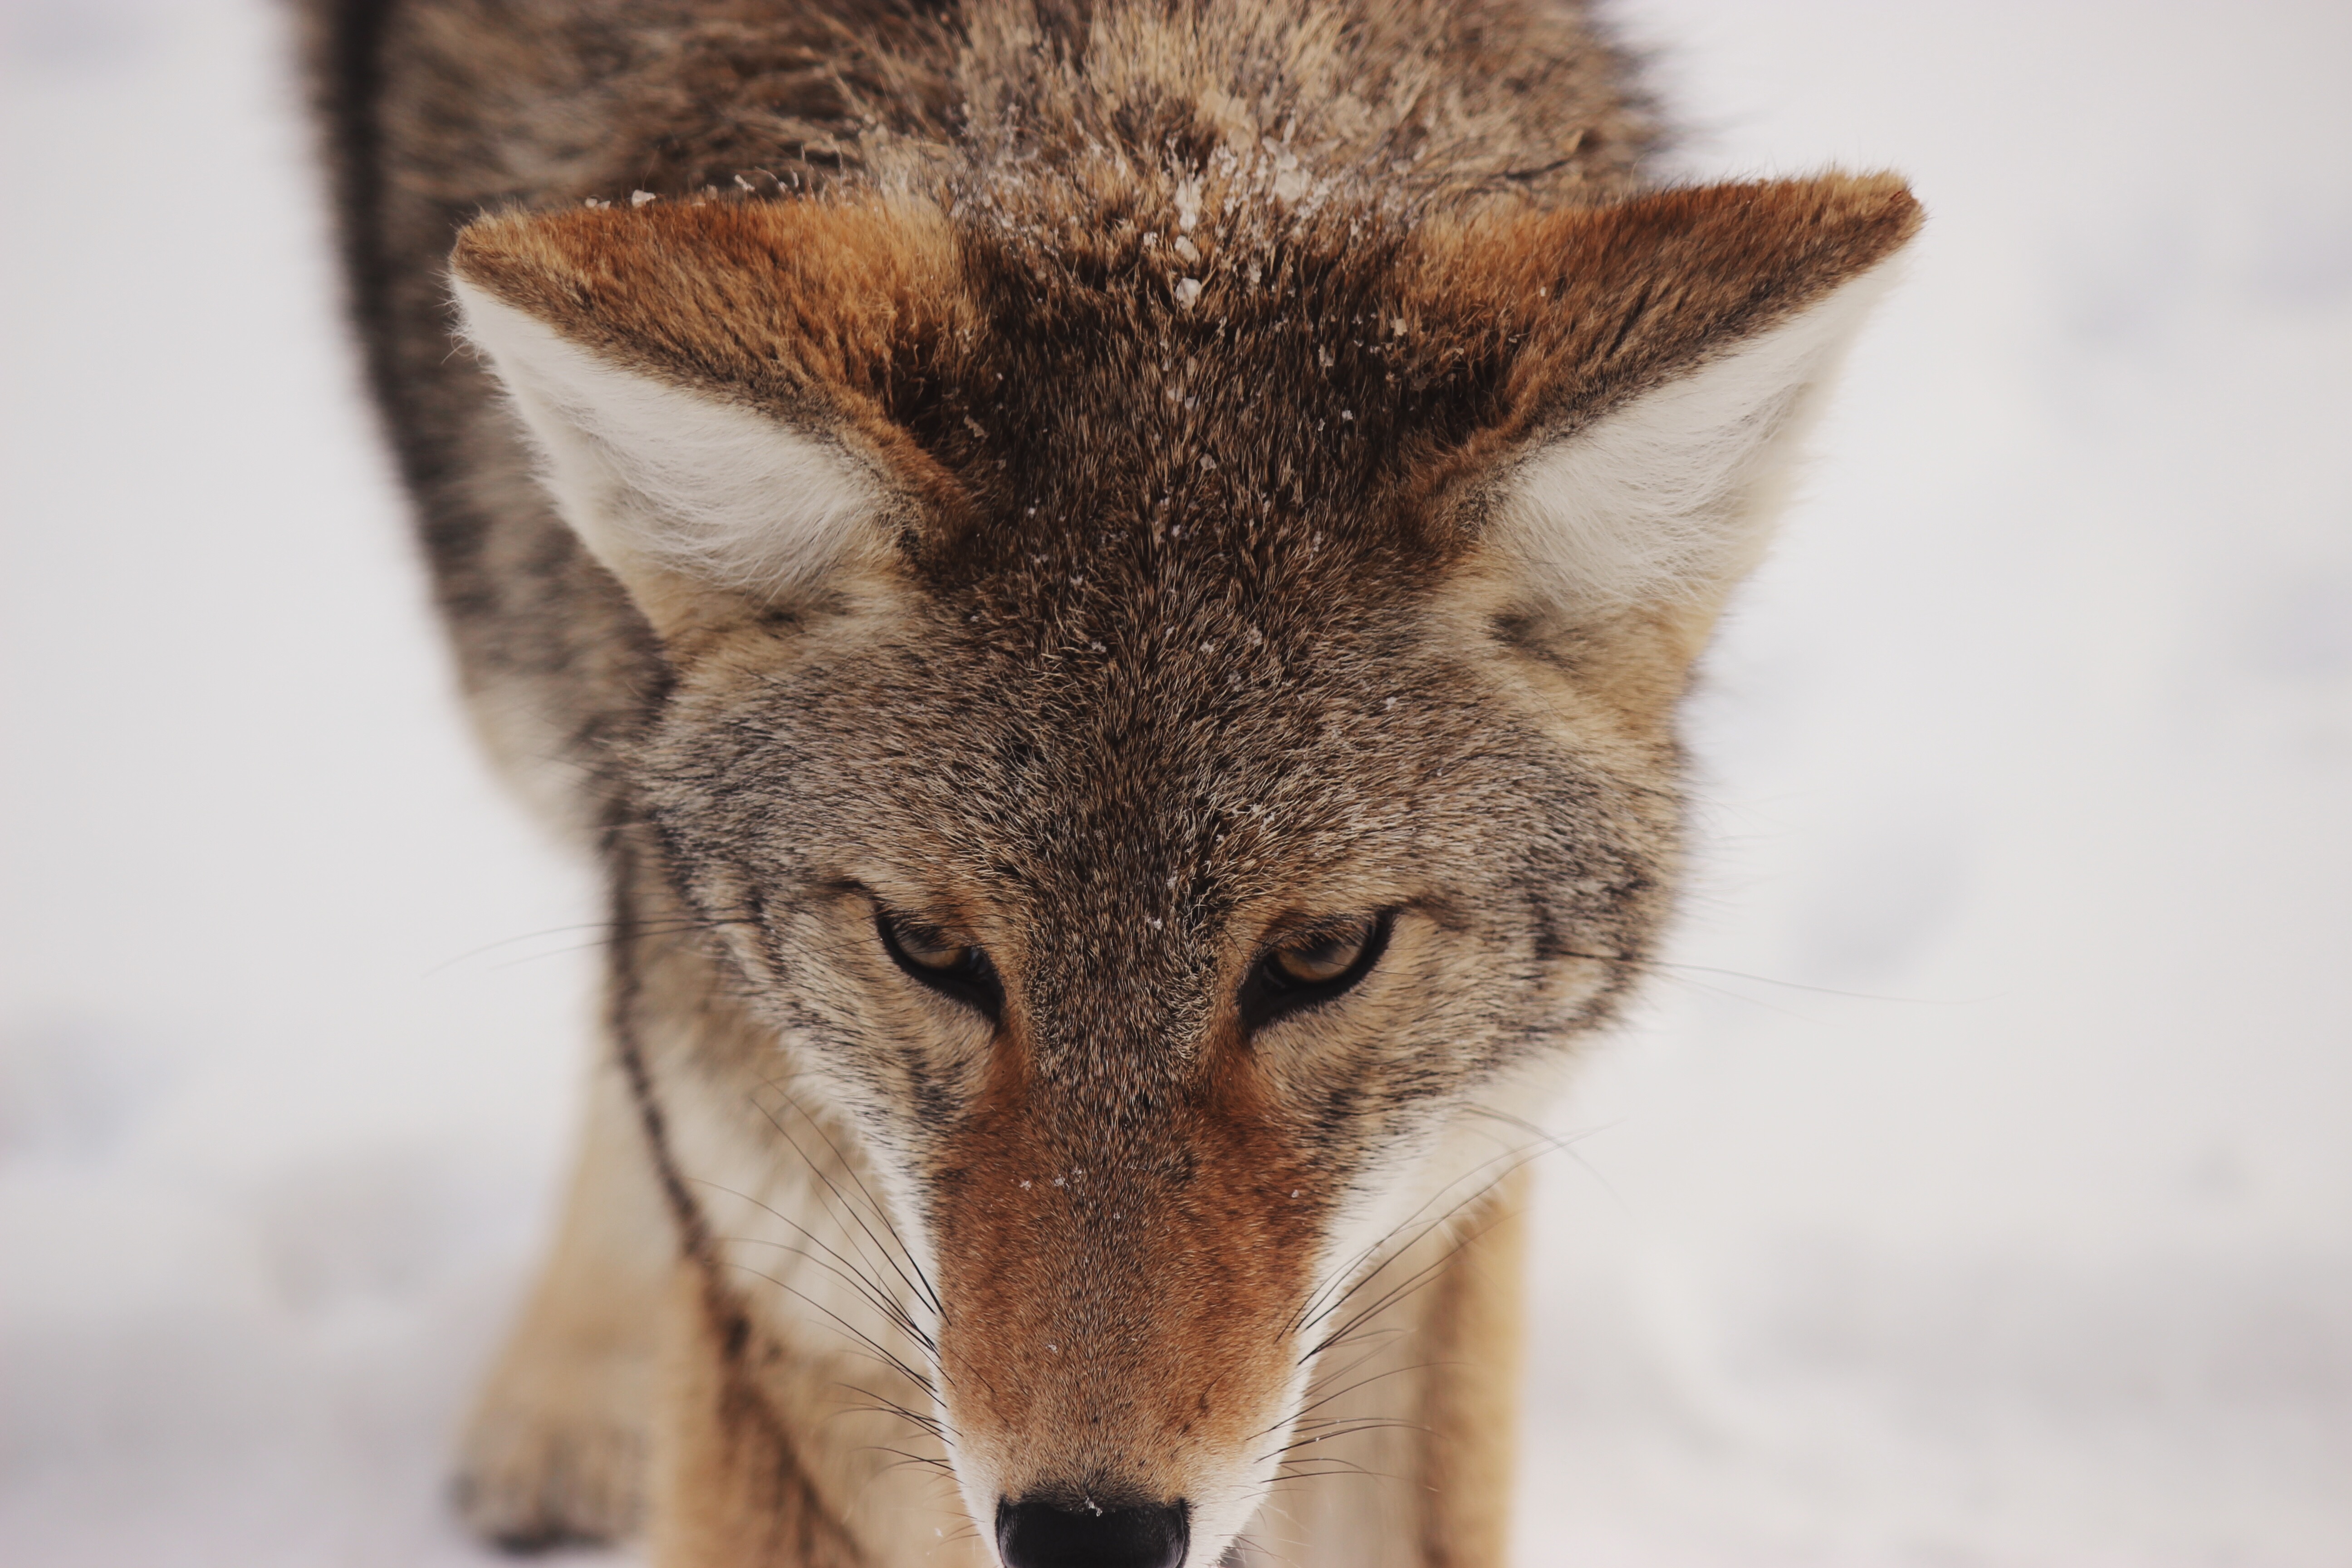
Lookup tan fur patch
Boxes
[652,1263,871,1568]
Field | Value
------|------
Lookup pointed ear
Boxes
[448,200,965,638]
[1436,174,1921,621]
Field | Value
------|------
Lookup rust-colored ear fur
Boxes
[452,198,973,501]
[448,199,991,640]
[1391,172,1919,661]
[1425,172,1921,443]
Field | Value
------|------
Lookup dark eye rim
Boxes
[1240,910,1394,1032]
[875,908,1004,1022]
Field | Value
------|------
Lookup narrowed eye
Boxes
[892,924,975,972]
[877,909,1003,1020]
[1243,911,1391,1030]
[1271,924,1373,984]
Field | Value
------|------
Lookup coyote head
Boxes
[452,173,1916,1563]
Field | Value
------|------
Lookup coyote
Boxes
[303,3,1915,1563]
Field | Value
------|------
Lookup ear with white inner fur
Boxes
[1490,260,1901,614]
[453,279,891,635]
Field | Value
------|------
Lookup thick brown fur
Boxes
[301,3,1917,1563]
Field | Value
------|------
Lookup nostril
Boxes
[995,1494,1188,1568]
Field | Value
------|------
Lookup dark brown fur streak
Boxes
[299,3,1916,1563]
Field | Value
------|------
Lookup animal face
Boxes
[633,543,1671,1535]
[451,175,1916,1557]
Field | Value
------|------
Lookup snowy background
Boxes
[3,0,2347,1563]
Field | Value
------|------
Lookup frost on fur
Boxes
[452,280,885,604]
[1490,264,1901,611]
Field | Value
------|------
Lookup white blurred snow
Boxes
[1,1,2346,1564]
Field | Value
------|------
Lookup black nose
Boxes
[995,1494,1188,1568]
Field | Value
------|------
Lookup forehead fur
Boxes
[454,175,1916,604]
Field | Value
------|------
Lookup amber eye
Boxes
[1270,921,1377,985]
[894,925,975,971]
[1242,912,1391,1031]
[877,910,1003,1019]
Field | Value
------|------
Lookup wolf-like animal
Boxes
[302,3,1916,1563]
